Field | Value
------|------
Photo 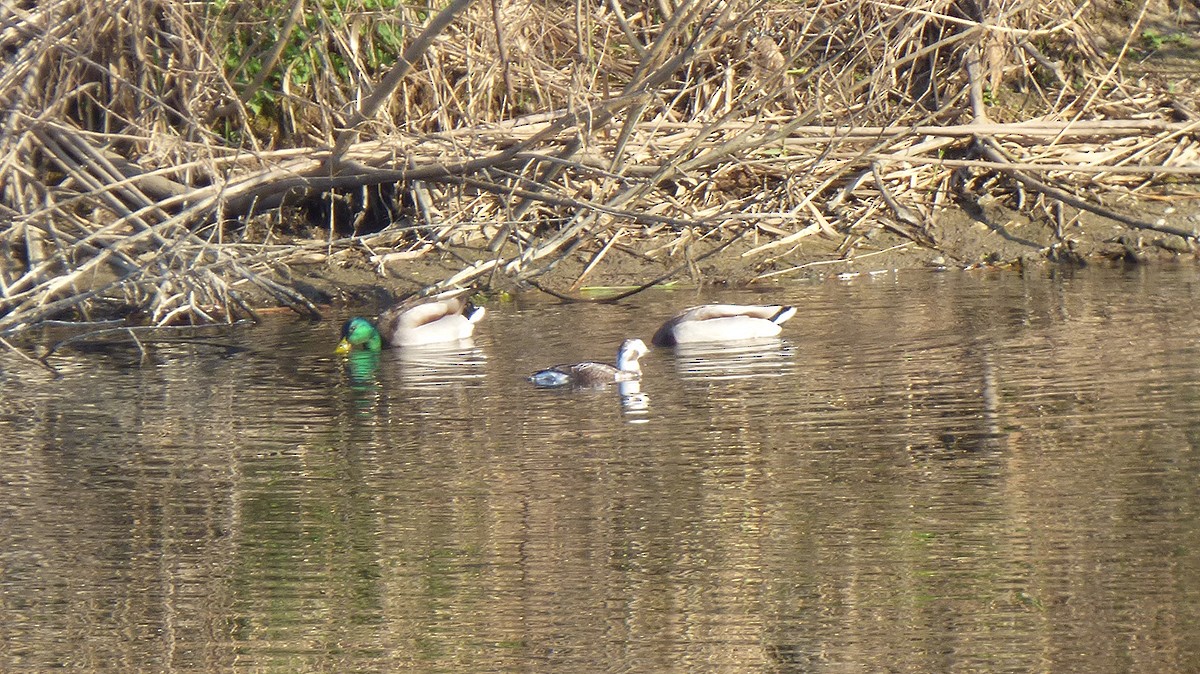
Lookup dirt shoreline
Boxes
[285,199,1200,311]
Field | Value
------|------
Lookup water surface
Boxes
[3,266,1200,672]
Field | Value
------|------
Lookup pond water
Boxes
[3,265,1200,672]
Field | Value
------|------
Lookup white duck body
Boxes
[652,304,796,346]
[529,338,649,388]
[381,297,486,346]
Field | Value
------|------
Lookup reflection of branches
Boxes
[38,324,247,373]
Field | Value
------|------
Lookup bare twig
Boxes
[978,139,1197,239]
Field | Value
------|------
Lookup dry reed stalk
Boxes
[1,0,1196,347]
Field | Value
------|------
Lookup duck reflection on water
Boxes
[344,339,487,389]
[670,338,795,381]
[618,379,650,419]
[386,340,487,389]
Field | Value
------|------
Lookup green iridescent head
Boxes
[336,317,383,354]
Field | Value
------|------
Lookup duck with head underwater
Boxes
[651,304,796,346]
[528,338,649,388]
[336,295,486,354]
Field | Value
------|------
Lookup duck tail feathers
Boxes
[466,305,486,324]
[771,306,797,325]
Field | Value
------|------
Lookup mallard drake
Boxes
[651,304,796,346]
[336,296,485,353]
[528,338,649,388]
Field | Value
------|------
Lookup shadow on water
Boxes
[5,267,1200,672]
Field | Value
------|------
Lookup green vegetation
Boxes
[218,0,409,135]
[1140,28,1190,52]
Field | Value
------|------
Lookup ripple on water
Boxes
[3,268,1200,672]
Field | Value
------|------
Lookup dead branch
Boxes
[329,0,477,165]
[3,0,1198,349]
[978,139,1197,240]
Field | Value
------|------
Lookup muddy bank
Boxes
[284,199,1200,311]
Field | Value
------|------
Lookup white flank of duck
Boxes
[651,304,796,346]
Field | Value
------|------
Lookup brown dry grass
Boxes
[1,0,1199,343]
